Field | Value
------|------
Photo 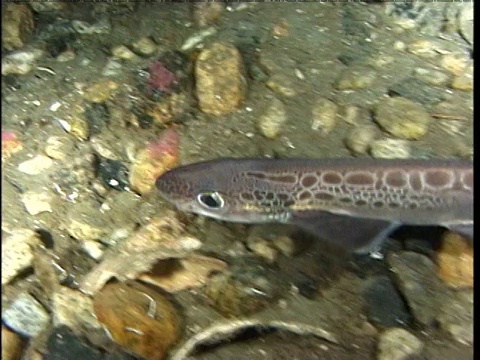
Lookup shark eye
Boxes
[197,191,225,209]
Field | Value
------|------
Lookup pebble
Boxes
[111,45,139,61]
[266,73,297,97]
[82,240,106,261]
[93,282,182,360]
[345,125,378,156]
[271,18,289,37]
[102,58,123,77]
[393,41,406,51]
[29,1,65,13]
[436,231,473,288]
[334,66,377,90]
[66,110,90,141]
[387,251,447,327]
[2,326,24,360]
[369,138,412,159]
[257,97,287,139]
[72,18,111,35]
[413,67,450,86]
[56,49,76,62]
[342,105,361,125]
[407,40,441,58]
[20,191,53,215]
[131,37,157,56]
[1,229,41,285]
[204,260,286,317]
[146,93,188,126]
[437,289,473,345]
[1,3,34,51]
[192,2,225,28]
[363,276,411,329]
[2,293,50,337]
[246,236,279,263]
[369,54,395,69]
[44,136,74,160]
[18,155,53,175]
[195,42,247,116]
[83,79,119,103]
[272,235,296,257]
[439,54,468,76]
[65,202,110,241]
[2,47,45,76]
[377,328,423,360]
[180,27,217,51]
[311,98,338,134]
[374,97,431,140]
[451,62,473,91]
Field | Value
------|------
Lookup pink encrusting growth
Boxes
[2,131,23,163]
[129,128,180,195]
[147,61,177,93]
[147,128,179,159]
[2,131,18,142]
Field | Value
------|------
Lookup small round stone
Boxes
[311,98,338,134]
[370,138,411,159]
[131,37,157,56]
[335,66,377,90]
[377,328,423,360]
[345,125,378,155]
[374,97,431,140]
[18,155,53,175]
[112,45,138,60]
[257,97,287,139]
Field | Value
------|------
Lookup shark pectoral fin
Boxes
[290,211,401,254]
[445,224,473,241]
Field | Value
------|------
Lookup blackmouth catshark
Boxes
[155,158,473,253]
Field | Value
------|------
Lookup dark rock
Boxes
[45,34,76,58]
[384,2,446,35]
[84,102,110,136]
[363,275,412,328]
[342,4,380,39]
[389,77,445,105]
[404,238,436,258]
[337,45,374,66]
[137,113,154,129]
[44,326,104,360]
[96,157,130,191]
[294,272,319,300]
[44,326,137,360]
[204,258,287,317]
[387,251,449,327]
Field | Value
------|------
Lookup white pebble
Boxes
[49,101,62,112]
[20,191,53,215]
[2,229,41,285]
[18,155,53,175]
[82,240,105,261]
[2,293,49,337]
[370,138,411,159]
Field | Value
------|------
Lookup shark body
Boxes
[156,158,473,253]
